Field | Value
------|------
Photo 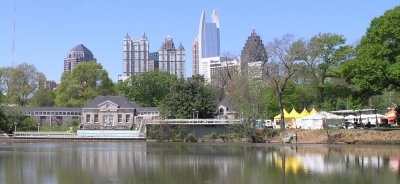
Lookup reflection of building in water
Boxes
[79,142,147,179]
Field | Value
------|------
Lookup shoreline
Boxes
[1,129,400,145]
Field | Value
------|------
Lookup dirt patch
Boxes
[267,129,400,145]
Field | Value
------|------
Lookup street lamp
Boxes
[14,122,17,133]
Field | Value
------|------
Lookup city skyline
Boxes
[0,0,398,82]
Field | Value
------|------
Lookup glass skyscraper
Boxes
[192,10,220,76]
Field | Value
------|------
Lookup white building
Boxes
[123,33,149,77]
[158,36,185,78]
[199,56,239,86]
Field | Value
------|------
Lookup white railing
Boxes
[143,119,242,125]
[13,131,77,137]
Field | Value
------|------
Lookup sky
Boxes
[0,0,399,83]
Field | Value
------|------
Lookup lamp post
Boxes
[14,122,17,134]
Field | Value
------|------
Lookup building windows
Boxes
[94,114,98,123]
[118,114,122,123]
[126,114,130,123]
[86,114,91,123]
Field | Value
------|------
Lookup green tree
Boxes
[159,75,217,119]
[340,6,400,100]
[118,70,177,107]
[305,33,354,108]
[55,62,115,107]
[0,64,45,106]
[29,88,56,107]
[264,34,306,129]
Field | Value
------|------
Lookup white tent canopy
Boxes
[296,111,344,129]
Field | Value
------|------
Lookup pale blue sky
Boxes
[0,0,398,82]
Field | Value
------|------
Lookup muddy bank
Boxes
[267,129,400,145]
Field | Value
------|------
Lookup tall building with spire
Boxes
[159,36,185,78]
[64,44,96,72]
[123,33,149,77]
[240,29,267,79]
[192,9,220,76]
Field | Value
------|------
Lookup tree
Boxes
[118,70,177,107]
[341,6,400,99]
[0,64,45,106]
[305,33,354,108]
[159,75,217,119]
[55,62,116,107]
[29,88,55,107]
[263,34,306,129]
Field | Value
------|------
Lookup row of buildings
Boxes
[58,9,268,90]
[24,96,235,129]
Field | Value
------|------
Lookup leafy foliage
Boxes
[55,62,115,107]
[29,88,56,107]
[118,70,177,107]
[0,64,45,106]
[341,6,400,100]
[159,75,217,119]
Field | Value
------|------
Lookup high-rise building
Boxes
[148,52,159,71]
[199,56,239,87]
[123,33,149,77]
[45,80,57,91]
[192,37,199,76]
[64,44,96,72]
[192,9,220,76]
[158,36,185,78]
[240,29,267,79]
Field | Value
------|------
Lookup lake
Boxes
[0,142,399,184]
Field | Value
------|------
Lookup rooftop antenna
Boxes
[11,0,16,68]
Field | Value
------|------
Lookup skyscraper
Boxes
[159,36,185,78]
[123,33,149,77]
[192,9,220,76]
[240,29,267,79]
[64,44,96,72]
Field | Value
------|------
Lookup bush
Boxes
[185,133,198,142]
[265,129,280,138]
[172,133,184,142]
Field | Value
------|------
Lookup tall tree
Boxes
[340,6,400,100]
[0,64,45,106]
[29,88,56,107]
[159,75,217,119]
[264,34,306,129]
[55,62,115,107]
[118,70,177,107]
[305,33,354,108]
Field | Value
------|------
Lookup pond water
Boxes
[0,142,399,184]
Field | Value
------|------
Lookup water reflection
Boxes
[0,142,399,184]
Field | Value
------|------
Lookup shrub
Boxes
[172,133,184,142]
[185,133,198,142]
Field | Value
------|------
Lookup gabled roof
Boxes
[83,96,139,109]
[218,99,234,110]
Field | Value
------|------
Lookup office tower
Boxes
[64,44,96,72]
[123,33,149,77]
[148,52,159,71]
[240,29,267,79]
[192,9,220,76]
[158,36,185,78]
[45,80,57,91]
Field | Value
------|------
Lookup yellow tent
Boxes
[299,108,310,118]
[274,109,289,119]
[309,108,318,115]
[288,108,301,118]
